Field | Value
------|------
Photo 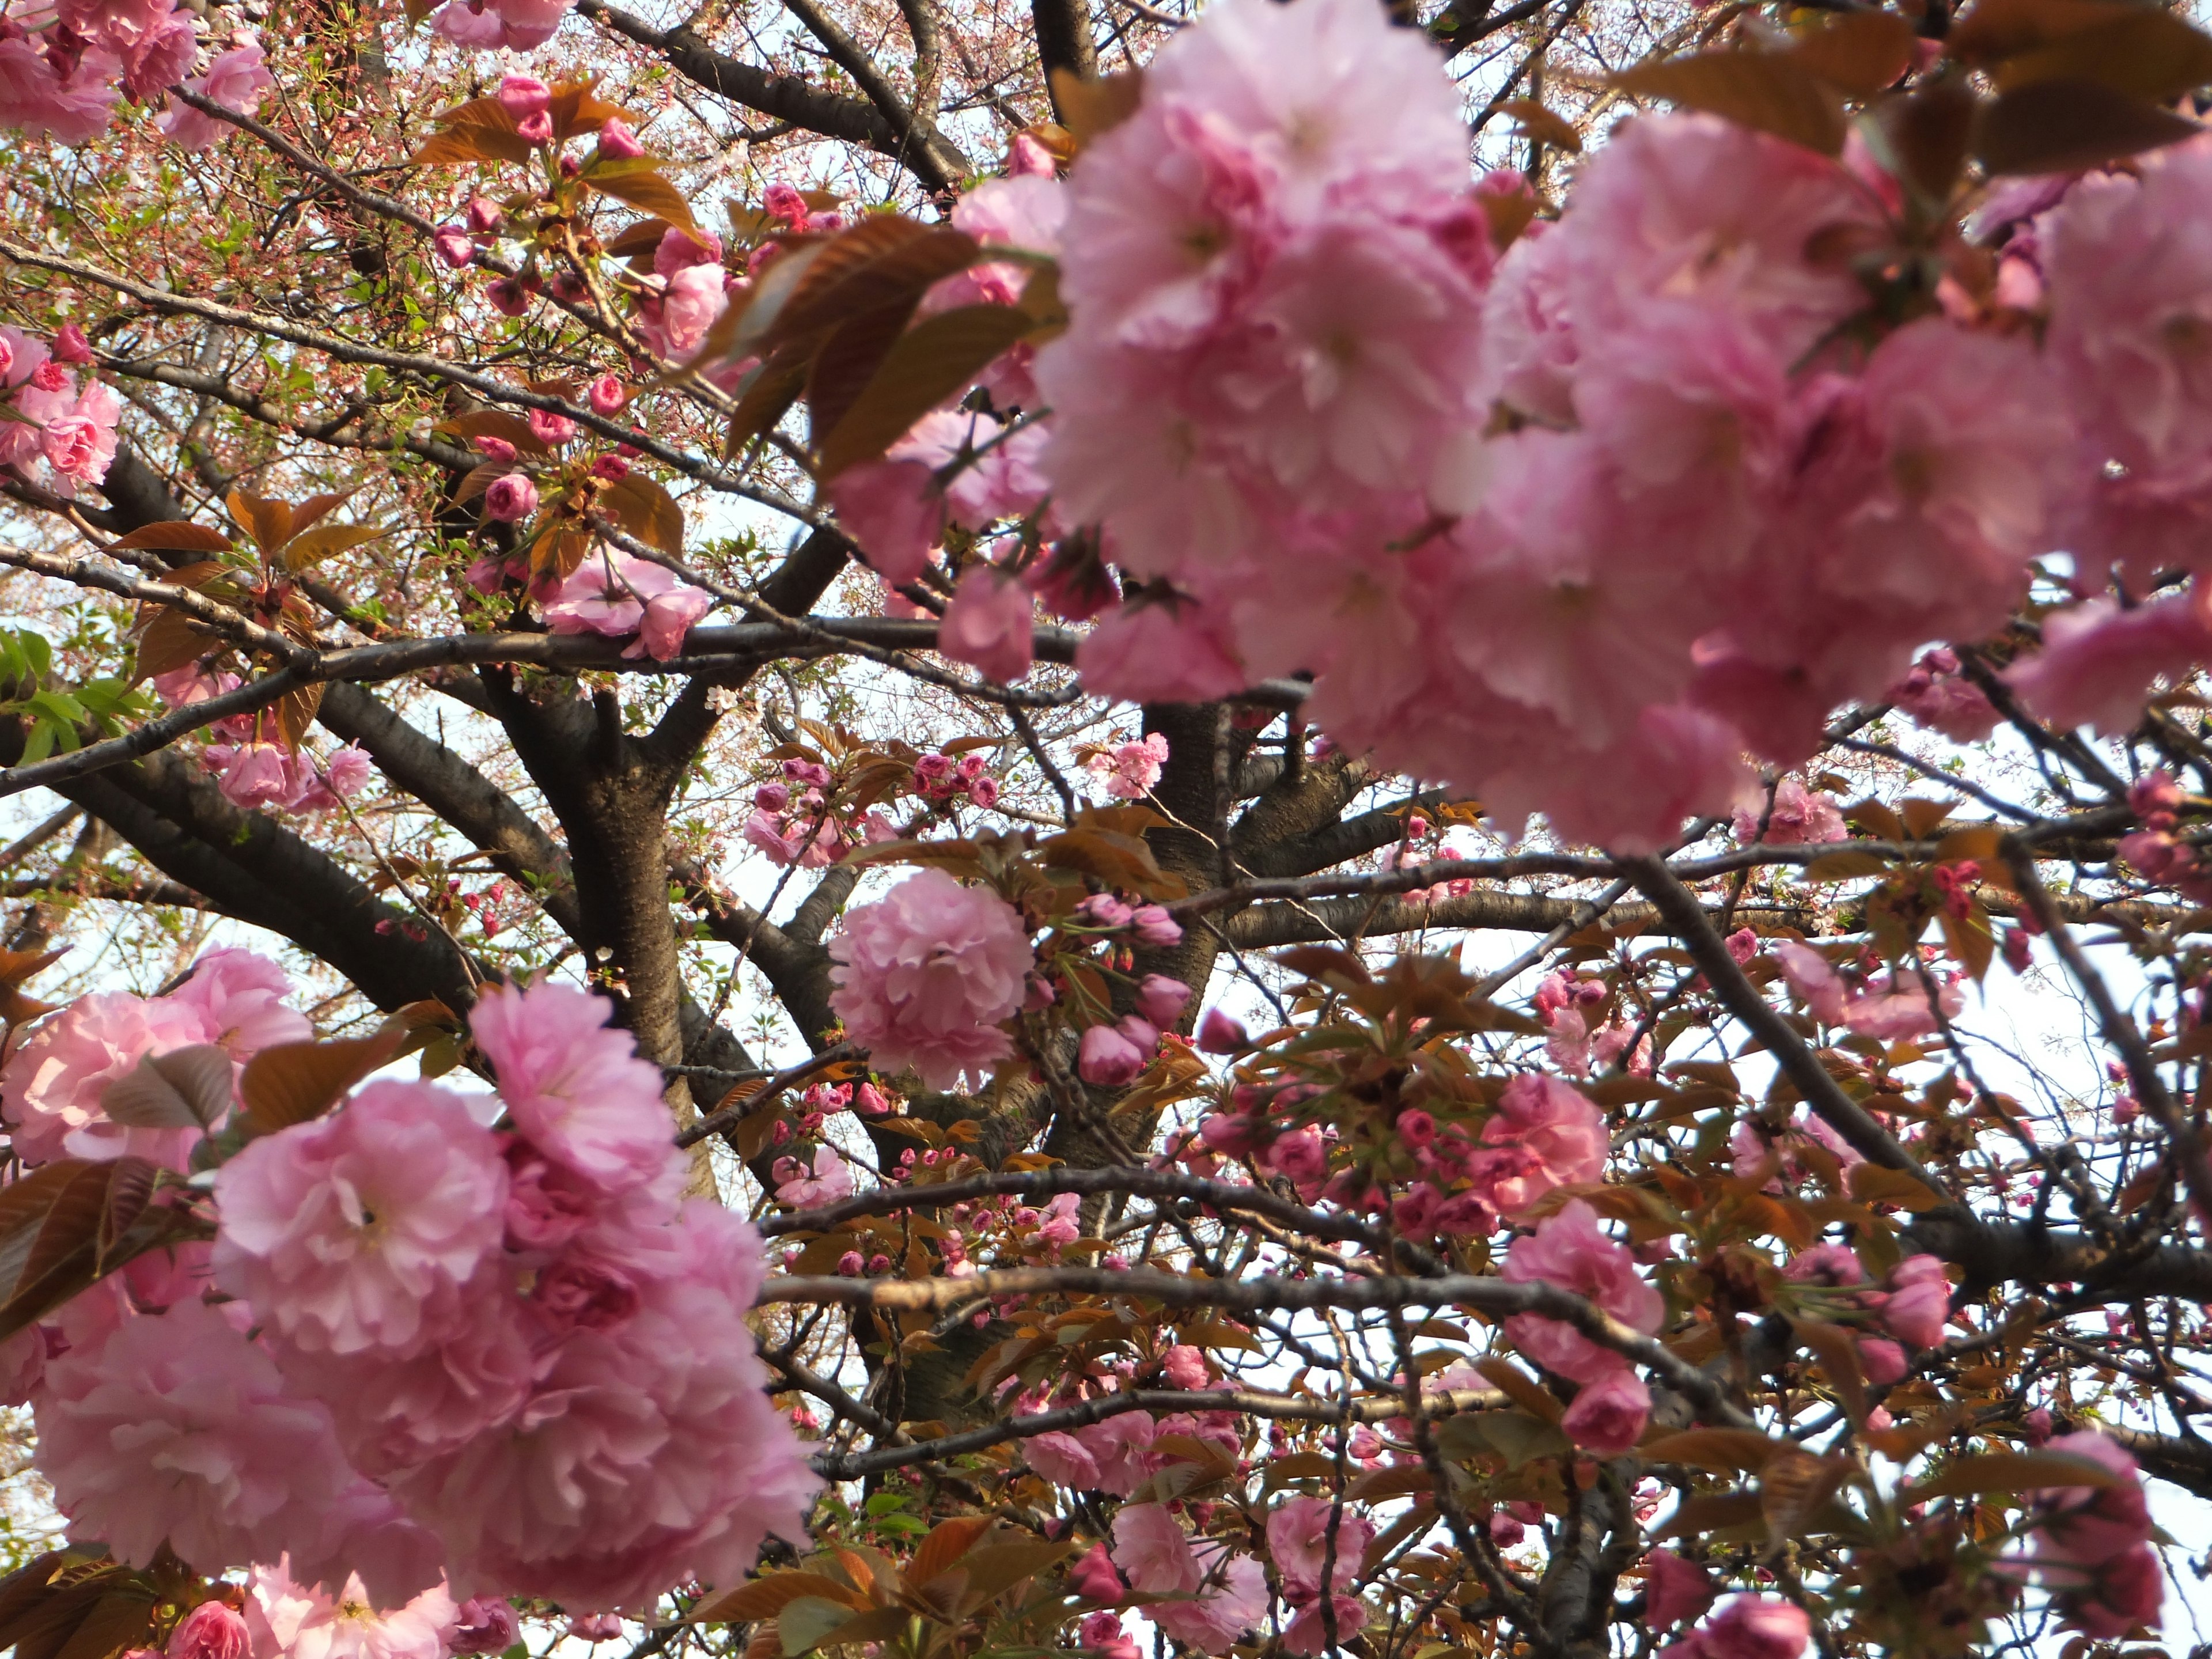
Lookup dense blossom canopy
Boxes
[1,0,2211,1655]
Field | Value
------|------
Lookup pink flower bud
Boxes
[836,1250,865,1276]
[589,373,628,415]
[485,278,531,317]
[165,1603,248,1659]
[432,226,474,268]
[1078,1022,1147,1086]
[1856,1336,1908,1385]
[529,409,577,446]
[516,111,554,144]
[1397,1108,1435,1148]
[567,1616,624,1643]
[51,323,90,364]
[558,153,582,179]
[1134,974,1191,1027]
[597,118,646,159]
[1067,1541,1125,1603]
[484,473,537,522]
[1130,904,1182,948]
[1195,1006,1248,1054]
[2023,1406,2054,1445]
[467,196,503,233]
[1076,894,1133,929]
[497,75,552,118]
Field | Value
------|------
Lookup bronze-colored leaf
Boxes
[689,1573,867,1625]
[1789,9,1918,96]
[1865,79,1980,211]
[238,1030,405,1135]
[1802,849,1892,882]
[2008,11,2212,102]
[131,607,225,682]
[1900,1447,2118,1503]
[284,523,383,574]
[951,1540,1074,1611]
[1790,1317,1869,1423]
[287,489,358,541]
[908,1516,993,1588]
[1642,1427,1793,1474]
[98,1043,233,1131]
[227,490,294,555]
[1947,0,2147,67]
[601,474,687,558]
[1759,1447,1849,1544]
[604,217,673,259]
[1498,96,1584,151]
[817,305,1037,478]
[414,96,535,165]
[270,681,327,751]
[1974,76,2201,173]
[434,410,552,456]
[584,159,699,234]
[807,300,930,450]
[722,346,813,454]
[1048,67,1144,147]
[550,79,637,143]
[109,521,232,555]
[452,463,510,506]
[771,219,980,351]
[1612,49,1846,154]
[1846,1163,1946,1212]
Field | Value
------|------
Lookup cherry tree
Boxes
[1,0,2210,1656]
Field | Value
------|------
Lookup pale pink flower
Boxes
[168,1602,249,1659]
[1075,596,1247,704]
[1160,1343,1208,1389]
[219,742,298,810]
[242,1559,456,1659]
[543,552,713,662]
[1025,1430,1101,1489]
[1645,1551,1717,1630]
[1,988,222,1168]
[1501,1199,1664,1384]
[35,1298,361,1578]
[1078,1412,1159,1497]
[774,1144,854,1207]
[1476,1074,1607,1217]
[1134,975,1191,1027]
[0,39,123,145]
[468,980,687,1195]
[39,379,122,490]
[1560,1365,1649,1456]
[1088,733,1169,800]
[940,565,1035,684]
[160,41,274,150]
[170,948,312,1057]
[1283,1595,1369,1656]
[655,263,728,361]
[827,869,1033,1090]
[1733,778,1846,847]
[214,1079,509,1356]
[1151,1551,1268,1652]
[1667,1596,1811,1659]
[1268,1496,1374,1603]
[1078,1022,1147,1086]
[828,457,942,585]
[1872,1255,1950,1349]
[2006,594,2212,736]
[1111,1503,1199,1595]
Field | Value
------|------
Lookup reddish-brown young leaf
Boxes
[817,305,1038,478]
[108,521,233,555]
[238,1029,406,1135]
[1611,50,1847,155]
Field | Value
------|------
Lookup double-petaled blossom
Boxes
[828,869,1033,1090]
[1501,1199,1662,1398]
[543,552,714,661]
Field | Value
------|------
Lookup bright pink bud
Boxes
[590,454,630,481]
[433,226,474,268]
[1134,974,1190,1027]
[516,111,554,144]
[589,373,628,415]
[529,408,577,445]
[1397,1108,1435,1149]
[1856,1337,1908,1385]
[475,435,519,463]
[597,118,646,159]
[1130,904,1181,948]
[1196,1112,1262,1157]
[1195,1006,1248,1054]
[1078,1023,1147,1086]
[484,474,538,522]
[1067,1541,1124,1603]
[497,75,552,118]
[51,323,90,364]
[467,196,503,233]
[2023,1406,2054,1445]
[165,1603,248,1659]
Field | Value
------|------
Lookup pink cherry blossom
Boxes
[1733,778,1846,847]
[0,39,123,144]
[483,474,536,522]
[1151,1550,1268,1652]
[1078,1022,1147,1086]
[1665,1596,1811,1659]
[1475,1074,1607,1217]
[543,552,714,662]
[1,987,224,1168]
[467,979,687,1195]
[35,1298,362,1580]
[1075,595,1247,704]
[1645,1551,1717,1630]
[168,1602,249,1659]
[1560,1365,1649,1456]
[774,1145,855,1207]
[160,41,275,151]
[1267,1496,1373,1603]
[940,565,1035,684]
[2005,594,2212,736]
[827,869,1033,1090]
[1088,733,1169,800]
[653,263,728,361]
[213,1079,510,1357]
[1501,1199,1663,1383]
[1872,1255,1950,1349]
[1026,1429,1102,1490]
[241,1559,456,1659]
[170,948,313,1057]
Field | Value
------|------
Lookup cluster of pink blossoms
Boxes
[2015,1432,2164,1636]
[153,665,374,816]
[924,0,2212,847]
[0,325,122,497]
[0,963,816,1618]
[745,757,897,868]
[541,551,714,663]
